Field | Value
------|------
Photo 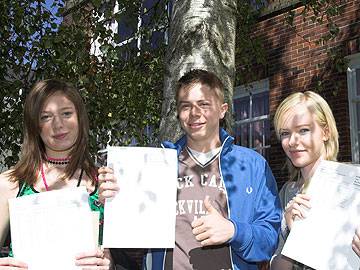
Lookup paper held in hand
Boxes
[103,146,177,248]
[282,160,360,270]
[9,187,97,270]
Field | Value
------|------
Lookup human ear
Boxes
[220,103,228,119]
[322,125,330,142]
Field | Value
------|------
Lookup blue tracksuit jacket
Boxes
[144,128,281,270]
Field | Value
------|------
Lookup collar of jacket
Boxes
[161,128,234,156]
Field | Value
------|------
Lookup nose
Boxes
[288,132,299,147]
[190,104,201,117]
[52,115,64,129]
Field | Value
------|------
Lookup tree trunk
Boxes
[159,0,237,142]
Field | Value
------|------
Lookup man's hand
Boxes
[191,196,234,246]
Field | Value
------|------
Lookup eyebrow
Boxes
[294,123,312,128]
[178,99,210,104]
[41,106,75,113]
[280,124,312,130]
[177,101,191,106]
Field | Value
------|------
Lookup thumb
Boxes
[204,196,216,214]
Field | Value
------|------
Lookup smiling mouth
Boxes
[53,133,67,140]
[189,122,205,127]
[289,150,306,156]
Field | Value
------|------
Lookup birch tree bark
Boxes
[159,0,237,141]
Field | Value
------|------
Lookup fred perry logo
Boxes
[246,186,253,194]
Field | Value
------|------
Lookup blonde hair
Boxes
[273,91,339,181]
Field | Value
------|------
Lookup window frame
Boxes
[233,78,270,155]
[346,52,360,163]
[117,0,170,51]
[91,0,170,57]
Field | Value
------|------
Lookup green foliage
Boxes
[0,0,168,170]
[284,0,348,95]
[313,46,349,93]
[285,0,346,44]
[235,0,267,85]
[0,0,346,170]
[235,0,346,86]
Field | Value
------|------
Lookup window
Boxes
[233,78,270,159]
[91,0,171,58]
[117,0,170,55]
[347,52,360,163]
[141,0,170,49]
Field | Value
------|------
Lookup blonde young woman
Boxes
[270,91,339,270]
[0,79,113,269]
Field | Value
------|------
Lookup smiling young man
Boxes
[145,69,281,270]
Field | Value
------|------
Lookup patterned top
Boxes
[1,173,104,258]
[164,147,232,270]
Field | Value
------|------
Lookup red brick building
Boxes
[233,0,360,187]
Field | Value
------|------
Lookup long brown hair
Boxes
[9,79,96,185]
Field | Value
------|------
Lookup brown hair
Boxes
[175,69,225,106]
[175,69,229,128]
[9,79,96,185]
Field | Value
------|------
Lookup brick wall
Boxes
[236,0,360,188]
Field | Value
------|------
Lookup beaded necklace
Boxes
[45,156,71,165]
[40,160,83,191]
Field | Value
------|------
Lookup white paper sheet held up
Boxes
[282,160,360,270]
[103,146,177,248]
[9,187,96,270]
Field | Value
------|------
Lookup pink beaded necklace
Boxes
[41,156,70,191]
[40,159,87,192]
[40,162,51,191]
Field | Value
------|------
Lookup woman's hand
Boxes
[284,193,311,230]
[75,248,113,270]
[352,227,360,257]
[97,167,119,204]
[0,257,28,269]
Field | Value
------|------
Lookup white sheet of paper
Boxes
[103,146,177,248]
[282,160,360,270]
[9,187,96,270]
